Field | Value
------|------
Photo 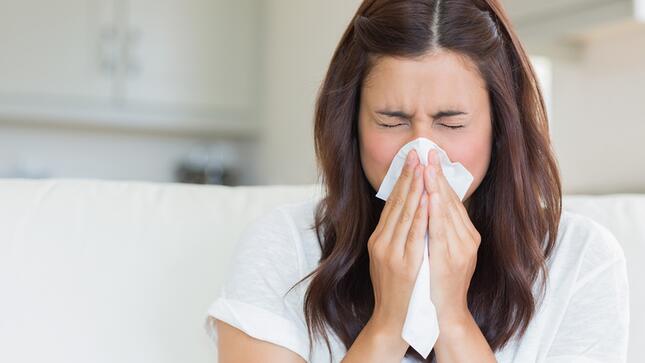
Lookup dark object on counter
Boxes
[175,161,239,185]
[174,143,240,185]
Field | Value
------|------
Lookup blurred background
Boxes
[0,0,643,193]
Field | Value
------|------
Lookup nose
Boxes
[409,129,442,164]
[410,121,439,143]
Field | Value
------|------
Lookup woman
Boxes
[204,0,630,362]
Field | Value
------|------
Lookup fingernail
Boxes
[429,167,436,181]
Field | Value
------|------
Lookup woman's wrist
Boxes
[437,305,471,337]
[342,316,409,363]
[365,315,409,355]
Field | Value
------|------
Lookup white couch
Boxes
[0,178,642,363]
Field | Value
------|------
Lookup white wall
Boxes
[257,0,362,185]
[550,23,645,194]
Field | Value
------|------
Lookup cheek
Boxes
[444,135,492,194]
[360,129,403,188]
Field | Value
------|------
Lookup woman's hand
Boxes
[423,149,481,325]
[367,149,429,336]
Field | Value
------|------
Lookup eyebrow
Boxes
[375,109,468,119]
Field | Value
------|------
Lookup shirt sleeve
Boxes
[545,227,630,363]
[203,205,311,361]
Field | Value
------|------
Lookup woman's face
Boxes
[358,49,493,205]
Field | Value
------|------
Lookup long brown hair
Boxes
[290,0,562,361]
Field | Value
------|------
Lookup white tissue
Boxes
[374,137,474,358]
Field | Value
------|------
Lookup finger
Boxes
[375,149,419,235]
[423,159,439,197]
[424,159,445,258]
[430,160,472,245]
[403,190,429,265]
[427,149,478,242]
[441,203,469,258]
[446,195,479,248]
[378,149,419,241]
[428,149,460,206]
[427,189,449,259]
[391,163,425,258]
[379,149,419,222]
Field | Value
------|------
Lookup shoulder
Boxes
[237,197,320,253]
[232,202,303,271]
[558,210,620,247]
[555,210,626,270]
[542,209,628,300]
[275,198,325,272]
[276,197,320,231]
[221,198,323,291]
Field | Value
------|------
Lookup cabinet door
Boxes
[0,0,114,104]
[124,0,260,117]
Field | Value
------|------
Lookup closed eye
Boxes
[377,123,464,129]
[378,123,404,128]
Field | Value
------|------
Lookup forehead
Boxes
[361,50,488,110]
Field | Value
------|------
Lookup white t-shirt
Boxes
[203,198,630,363]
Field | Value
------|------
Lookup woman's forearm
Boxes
[434,308,497,363]
[341,317,409,363]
